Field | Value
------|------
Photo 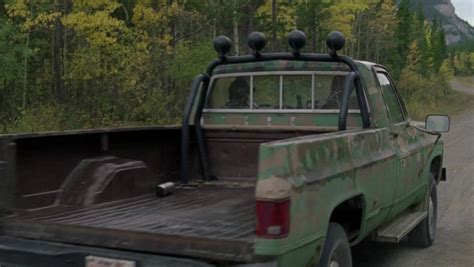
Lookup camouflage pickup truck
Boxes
[0,31,449,267]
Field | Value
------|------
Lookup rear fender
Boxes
[255,128,393,258]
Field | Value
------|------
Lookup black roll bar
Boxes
[181,52,371,184]
[193,77,213,182]
[181,73,209,185]
[338,72,358,131]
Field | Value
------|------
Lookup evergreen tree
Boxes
[392,0,413,74]
[429,18,448,72]
[413,4,429,77]
[295,0,330,53]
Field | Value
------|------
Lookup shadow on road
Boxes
[352,239,422,267]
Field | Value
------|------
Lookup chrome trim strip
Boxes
[279,75,283,109]
[211,71,350,79]
[250,75,254,110]
[311,74,315,109]
[203,109,362,114]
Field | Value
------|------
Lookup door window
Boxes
[377,73,405,123]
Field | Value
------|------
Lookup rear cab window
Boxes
[206,76,251,109]
[205,72,360,111]
[253,75,280,109]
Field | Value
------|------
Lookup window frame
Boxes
[374,67,409,124]
[204,70,366,114]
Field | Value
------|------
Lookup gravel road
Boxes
[352,79,474,266]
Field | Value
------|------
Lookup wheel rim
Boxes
[428,195,436,239]
[329,259,341,267]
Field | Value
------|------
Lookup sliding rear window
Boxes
[205,72,360,110]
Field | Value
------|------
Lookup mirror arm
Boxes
[409,121,442,136]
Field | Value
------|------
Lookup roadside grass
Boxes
[407,78,474,121]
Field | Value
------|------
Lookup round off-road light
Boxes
[213,35,232,58]
[288,30,307,53]
[326,31,346,53]
[248,32,267,55]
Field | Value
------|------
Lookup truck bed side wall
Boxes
[255,128,397,265]
[0,127,326,210]
[0,128,187,210]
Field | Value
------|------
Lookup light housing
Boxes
[256,199,290,238]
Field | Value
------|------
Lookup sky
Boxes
[451,0,474,26]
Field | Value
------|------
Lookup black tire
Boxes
[408,174,437,247]
[318,223,352,267]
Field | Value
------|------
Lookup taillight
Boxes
[256,199,290,238]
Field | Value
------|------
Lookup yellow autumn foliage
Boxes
[256,0,296,40]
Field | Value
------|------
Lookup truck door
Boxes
[375,70,422,218]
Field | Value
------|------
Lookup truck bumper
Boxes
[0,236,277,267]
[0,235,214,267]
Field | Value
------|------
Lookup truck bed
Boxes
[1,180,256,262]
[0,127,328,263]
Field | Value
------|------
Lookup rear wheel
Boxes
[318,223,352,267]
[408,174,437,247]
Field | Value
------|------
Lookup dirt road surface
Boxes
[352,79,474,266]
[449,79,473,95]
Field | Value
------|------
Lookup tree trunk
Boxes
[0,0,6,17]
[212,20,216,40]
[271,0,277,51]
[365,27,370,62]
[2,78,7,113]
[311,5,317,52]
[53,1,65,104]
[168,0,176,49]
[22,28,30,109]
[169,0,177,93]
[233,11,239,55]
[356,15,362,59]
[376,39,380,62]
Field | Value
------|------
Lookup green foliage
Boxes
[0,18,29,81]
[449,39,474,53]
[451,52,474,76]
[429,18,448,72]
[165,40,215,84]
[0,0,470,133]
[392,0,413,70]
[294,0,330,52]
[257,0,296,45]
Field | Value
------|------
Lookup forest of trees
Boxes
[0,0,473,133]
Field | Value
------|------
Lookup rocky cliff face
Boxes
[425,0,474,45]
[398,0,474,45]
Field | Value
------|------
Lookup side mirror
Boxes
[426,115,450,133]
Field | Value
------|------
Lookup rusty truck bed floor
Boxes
[1,181,256,262]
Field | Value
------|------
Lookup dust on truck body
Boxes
[0,31,449,267]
